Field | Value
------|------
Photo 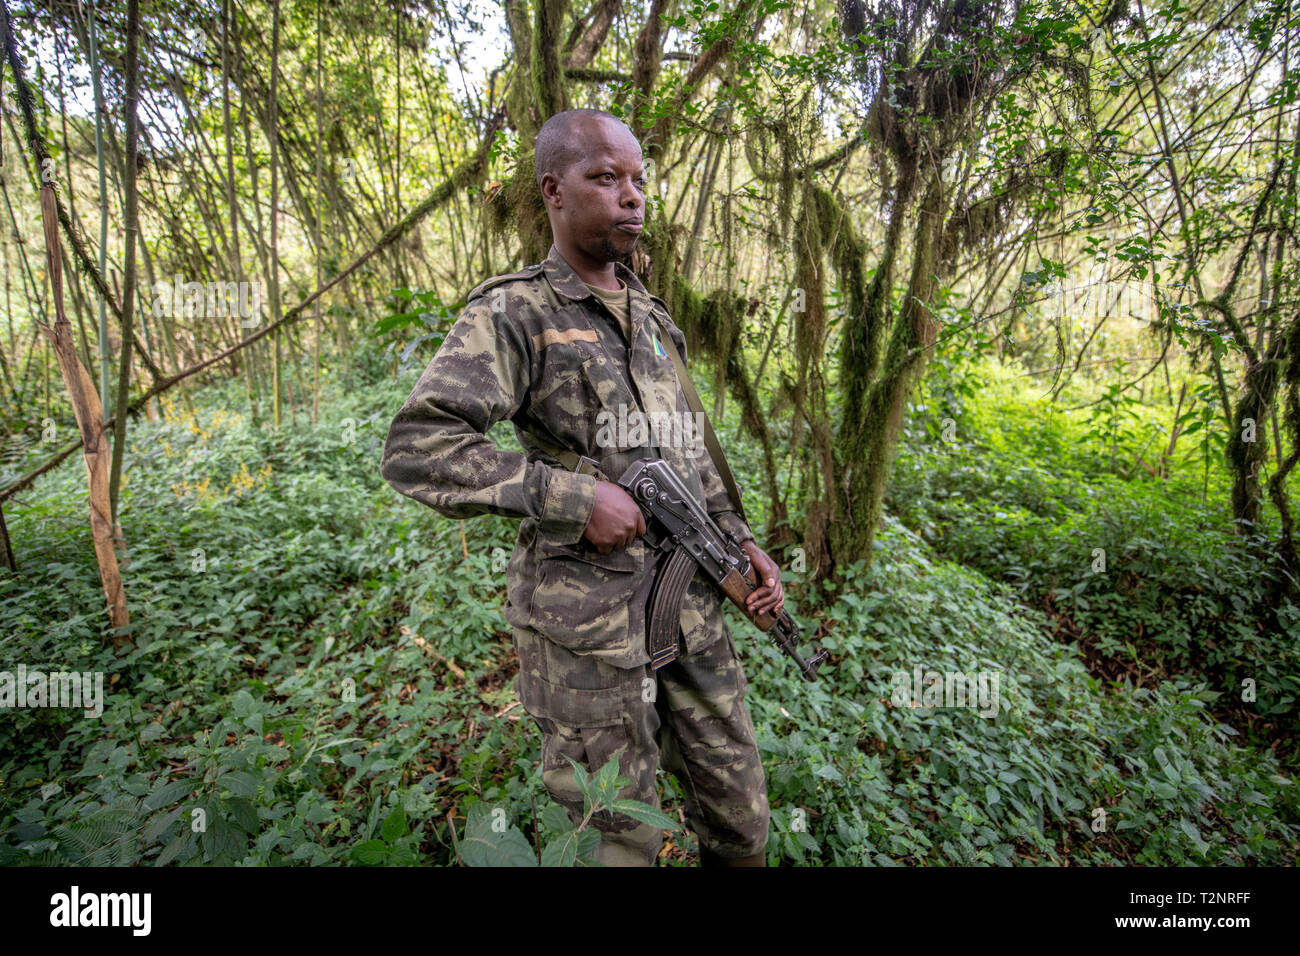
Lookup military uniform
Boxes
[380,243,769,865]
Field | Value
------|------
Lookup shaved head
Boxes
[536,108,645,278]
[534,109,632,190]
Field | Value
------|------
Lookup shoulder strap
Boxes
[466,263,543,302]
[649,310,749,526]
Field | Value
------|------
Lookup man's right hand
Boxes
[582,480,646,554]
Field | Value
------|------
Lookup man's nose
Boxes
[619,178,643,209]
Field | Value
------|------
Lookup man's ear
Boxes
[540,173,561,210]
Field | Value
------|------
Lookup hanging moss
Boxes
[836,173,945,566]
[810,182,877,435]
[530,0,570,119]
[1268,313,1300,600]
[486,150,550,267]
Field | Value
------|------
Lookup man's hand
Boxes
[582,480,646,554]
[742,540,785,616]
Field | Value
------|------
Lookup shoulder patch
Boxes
[466,263,543,303]
[647,294,676,328]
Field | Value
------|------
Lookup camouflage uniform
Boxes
[380,243,769,865]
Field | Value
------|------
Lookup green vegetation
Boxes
[3,342,1295,866]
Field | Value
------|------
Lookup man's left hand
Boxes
[741,540,785,617]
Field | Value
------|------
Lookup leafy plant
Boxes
[452,754,678,867]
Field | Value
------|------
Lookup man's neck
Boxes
[555,239,621,291]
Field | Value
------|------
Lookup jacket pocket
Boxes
[539,531,647,571]
[528,532,651,661]
[532,363,583,406]
[577,348,636,417]
[527,345,617,461]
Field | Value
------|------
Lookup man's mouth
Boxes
[616,219,643,234]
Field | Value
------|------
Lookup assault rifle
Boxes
[617,457,828,682]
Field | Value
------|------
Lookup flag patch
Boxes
[652,330,667,358]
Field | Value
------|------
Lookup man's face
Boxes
[542,117,646,262]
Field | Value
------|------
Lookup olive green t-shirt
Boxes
[584,278,632,344]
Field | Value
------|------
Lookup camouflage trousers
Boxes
[512,615,770,866]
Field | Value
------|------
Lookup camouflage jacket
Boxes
[380,243,754,668]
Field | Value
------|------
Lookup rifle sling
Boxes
[650,312,749,525]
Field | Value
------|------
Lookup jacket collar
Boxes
[542,242,651,302]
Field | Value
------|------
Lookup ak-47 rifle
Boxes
[617,457,827,682]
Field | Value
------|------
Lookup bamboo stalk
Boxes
[107,0,141,526]
[36,185,128,638]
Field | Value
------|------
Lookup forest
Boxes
[0,0,1297,867]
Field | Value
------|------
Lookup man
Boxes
[380,108,785,866]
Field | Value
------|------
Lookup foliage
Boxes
[892,352,1300,737]
[748,519,1298,865]
[2,339,1297,867]
[453,754,678,867]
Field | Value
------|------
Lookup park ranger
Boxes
[380,108,785,866]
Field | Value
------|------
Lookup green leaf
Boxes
[154,832,191,866]
[1151,780,1178,801]
[388,844,419,866]
[231,689,255,717]
[381,806,408,843]
[458,827,538,867]
[562,754,590,793]
[217,770,259,798]
[541,830,580,867]
[782,830,806,863]
[373,310,424,335]
[576,828,602,861]
[539,802,572,833]
[562,755,598,811]
[458,804,538,867]
[351,839,390,865]
[143,777,195,811]
[595,755,623,801]
[609,799,680,831]
[142,806,184,843]
[226,797,258,834]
